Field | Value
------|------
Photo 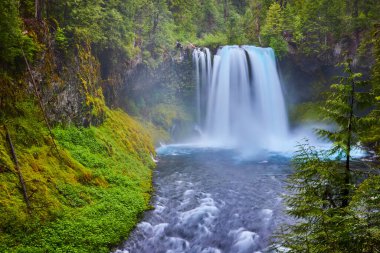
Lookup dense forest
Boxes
[1,0,380,252]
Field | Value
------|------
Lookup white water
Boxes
[193,46,288,153]
[115,148,290,253]
[193,48,212,127]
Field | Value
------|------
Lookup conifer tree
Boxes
[276,63,371,252]
[361,24,380,154]
[348,175,380,253]
[316,61,367,207]
[261,2,287,56]
[276,142,351,252]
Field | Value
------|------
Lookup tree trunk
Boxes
[4,126,31,210]
[342,66,355,208]
[353,0,359,18]
[278,0,287,8]
[353,0,359,50]
[224,0,229,21]
[45,0,49,19]
[35,0,42,20]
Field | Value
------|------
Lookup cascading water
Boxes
[193,48,212,128]
[193,45,289,152]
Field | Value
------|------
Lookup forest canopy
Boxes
[2,0,380,72]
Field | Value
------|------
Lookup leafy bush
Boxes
[196,32,228,48]
[55,27,69,52]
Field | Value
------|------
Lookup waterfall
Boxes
[193,45,289,152]
[193,48,212,128]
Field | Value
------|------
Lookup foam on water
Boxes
[229,228,260,253]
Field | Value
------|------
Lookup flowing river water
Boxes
[115,146,292,253]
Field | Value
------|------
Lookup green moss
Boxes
[0,102,155,252]
[144,103,193,144]
[289,102,323,124]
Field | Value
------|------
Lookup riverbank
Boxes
[0,102,155,252]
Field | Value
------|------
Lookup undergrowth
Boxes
[0,101,155,253]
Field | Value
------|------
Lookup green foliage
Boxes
[277,57,380,252]
[361,24,380,154]
[284,0,347,55]
[276,142,350,252]
[198,0,224,36]
[289,102,322,123]
[0,103,155,252]
[54,27,68,52]
[2,1,380,252]
[168,0,199,41]
[0,0,37,72]
[225,10,248,45]
[3,0,380,78]
[261,3,285,39]
[276,142,380,253]
[196,32,228,48]
[143,0,176,68]
[268,36,288,58]
[317,62,368,156]
[150,103,191,130]
[349,175,380,252]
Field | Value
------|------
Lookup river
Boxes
[115,145,292,253]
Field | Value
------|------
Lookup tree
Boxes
[277,141,380,252]
[168,0,199,40]
[261,2,287,56]
[317,61,367,207]
[225,10,247,45]
[284,0,347,55]
[276,61,373,252]
[276,142,351,252]
[35,0,43,20]
[0,0,35,72]
[0,0,36,114]
[261,2,284,38]
[243,0,266,45]
[348,175,380,253]
[361,24,380,154]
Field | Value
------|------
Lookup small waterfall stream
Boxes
[193,48,212,128]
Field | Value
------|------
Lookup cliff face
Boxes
[280,31,374,106]
[23,21,105,126]
[119,49,196,143]
[23,22,192,132]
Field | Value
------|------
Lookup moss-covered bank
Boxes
[0,101,155,252]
